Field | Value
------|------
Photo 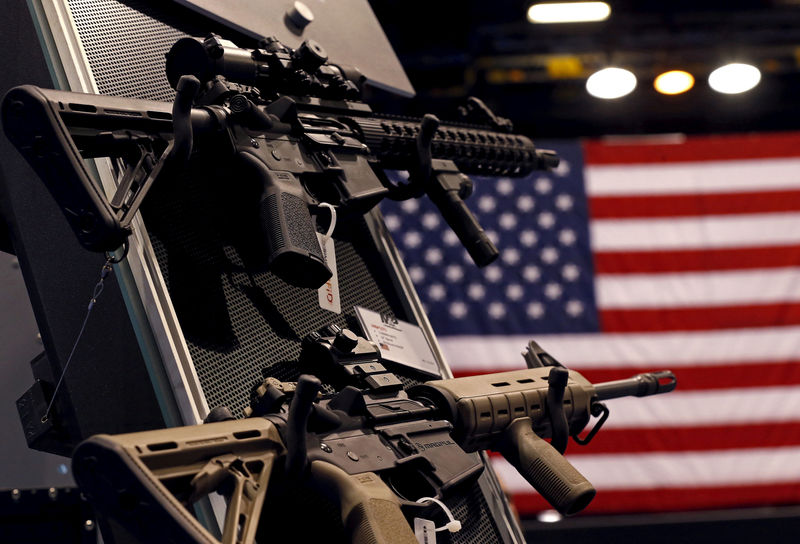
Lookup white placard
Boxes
[354,306,441,377]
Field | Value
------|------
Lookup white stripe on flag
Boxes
[591,212,800,251]
[585,158,800,196]
[491,446,800,492]
[599,386,800,428]
[595,267,800,308]
[438,327,800,371]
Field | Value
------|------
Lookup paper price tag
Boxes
[414,518,436,544]
[317,233,341,314]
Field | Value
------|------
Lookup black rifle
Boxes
[71,328,676,544]
[2,34,557,288]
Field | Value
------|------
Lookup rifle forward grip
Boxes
[428,182,499,267]
[310,462,417,544]
[500,418,596,516]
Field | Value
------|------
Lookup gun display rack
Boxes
[1,1,677,543]
[1,1,524,542]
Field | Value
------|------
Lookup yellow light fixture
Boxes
[546,56,584,79]
[527,2,611,24]
[654,70,695,95]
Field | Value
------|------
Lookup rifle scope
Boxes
[165,35,363,101]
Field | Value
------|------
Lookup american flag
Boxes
[380,132,800,515]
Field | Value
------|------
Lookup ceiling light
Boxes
[537,510,563,523]
[527,2,611,24]
[586,67,637,99]
[654,70,695,95]
[708,63,761,94]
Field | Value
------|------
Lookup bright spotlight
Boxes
[708,63,761,94]
[537,510,563,523]
[586,67,637,99]
[654,70,695,95]
[527,2,611,24]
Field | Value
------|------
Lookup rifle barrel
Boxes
[593,370,677,400]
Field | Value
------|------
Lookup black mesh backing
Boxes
[66,1,507,542]
[141,173,406,413]
[68,0,187,101]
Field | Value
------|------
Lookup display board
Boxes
[0,0,524,542]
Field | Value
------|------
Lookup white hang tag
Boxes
[414,518,437,544]
[317,232,341,314]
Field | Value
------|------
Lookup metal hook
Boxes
[104,240,129,264]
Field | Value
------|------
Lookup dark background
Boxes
[368,0,800,138]
[3,1,800,542]
[367,2,800,540]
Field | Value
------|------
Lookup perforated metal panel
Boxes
[141,175,406,414]
[68,0,189,100]
[63,1,509,542]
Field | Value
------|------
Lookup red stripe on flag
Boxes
[512,482,800,514]
[594,245,800,274]
[583,132,800,164]
[570,423,800,455]
[576,361,800,391]
[589,190,800,219]
[600,303,800,332]
[483,422,800,456]
[453,361,800,390]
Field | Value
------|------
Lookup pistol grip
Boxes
[310,462,418,544]
[238,152,331,288]
[499,418,596,516]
